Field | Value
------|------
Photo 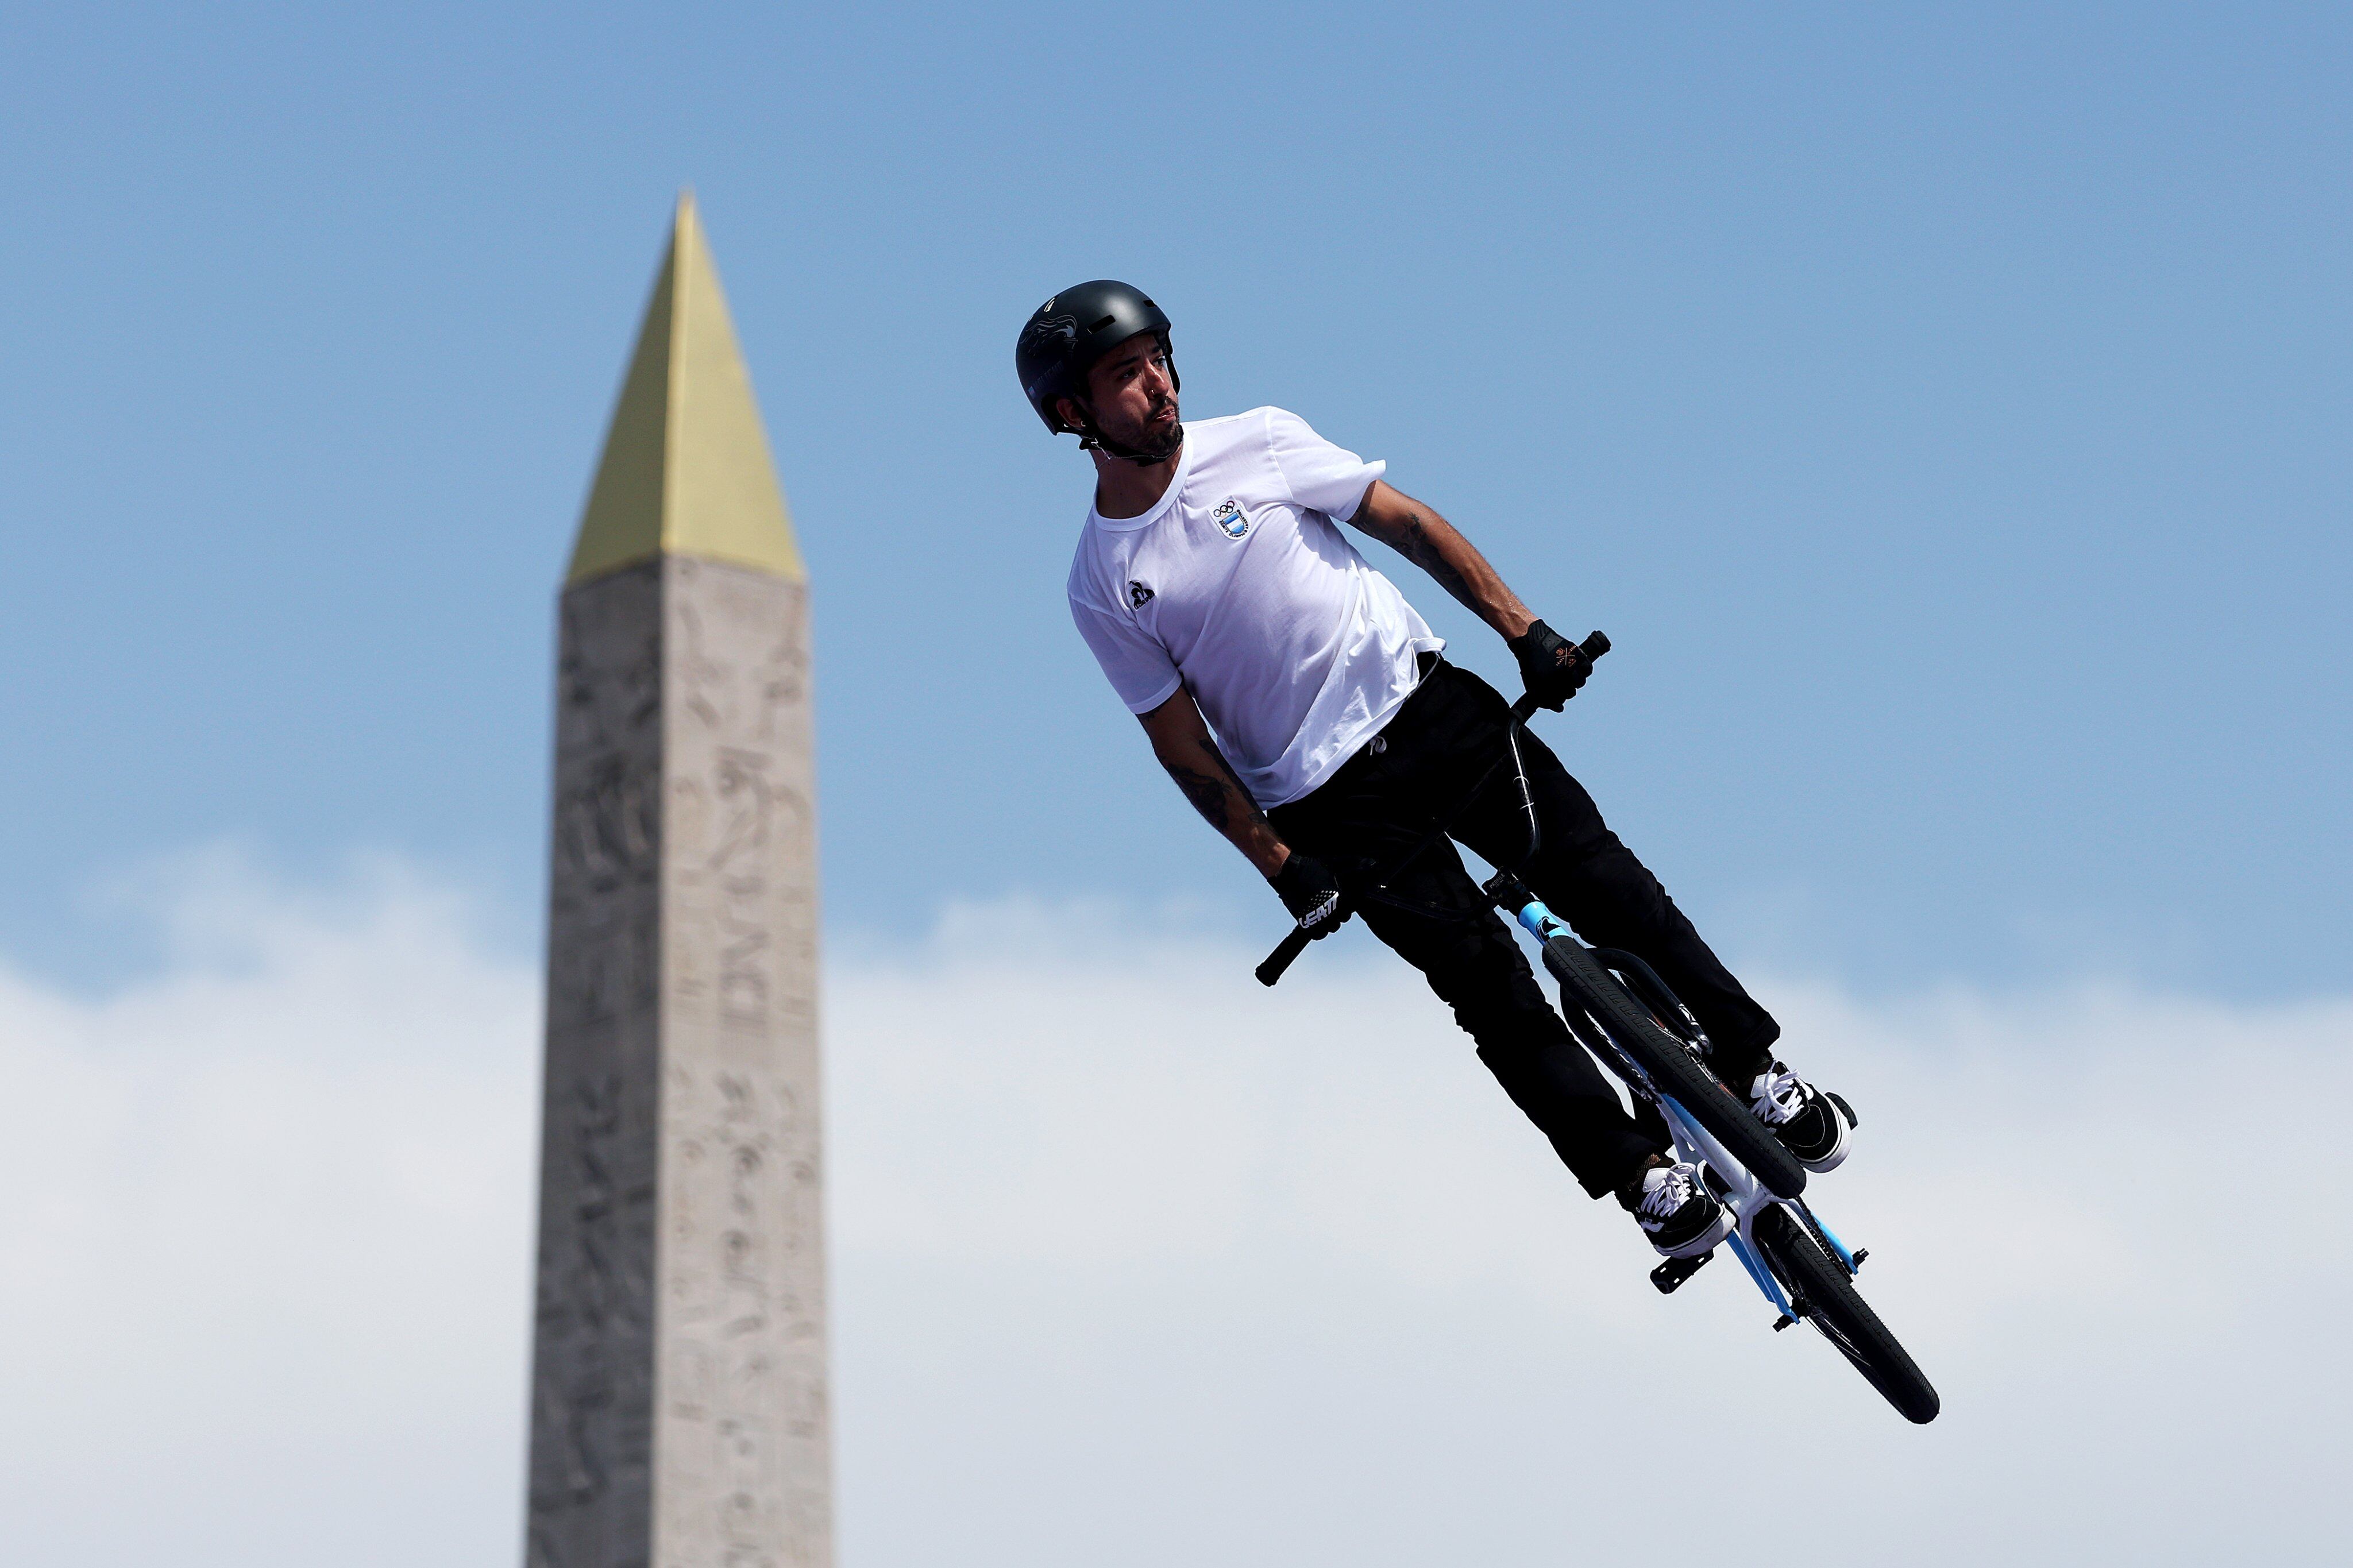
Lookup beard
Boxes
[1098,394,1183,462]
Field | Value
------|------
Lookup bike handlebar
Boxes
[1254,921,1315,987]
[1254,629,1609,987]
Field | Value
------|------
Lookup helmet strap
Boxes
[1078,426,1172,467]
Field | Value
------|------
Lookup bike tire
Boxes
[1538,935,1810,1200]
[1752,1205,1940,1424]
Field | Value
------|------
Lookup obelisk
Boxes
[526,194,832,1568]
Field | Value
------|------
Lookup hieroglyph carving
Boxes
[657,558,828,1568]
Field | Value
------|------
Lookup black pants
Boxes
[1269,659,1781,1199]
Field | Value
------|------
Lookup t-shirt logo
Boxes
[1129,580,1155,609]
[1212,496,1251,539]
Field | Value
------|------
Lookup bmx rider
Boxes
[1019,280,1857,1258]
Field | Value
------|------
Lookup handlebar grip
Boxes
[1256,923,1314,987]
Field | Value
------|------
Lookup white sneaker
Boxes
[1619,1160,1735,1258]
[1748,1062,1857,1173]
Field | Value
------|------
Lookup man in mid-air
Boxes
[1019,281,1854,1257]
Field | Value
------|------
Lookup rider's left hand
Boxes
[1270,851,1351,940]
[1509,617,1591,710]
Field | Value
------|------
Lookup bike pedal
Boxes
[1649,1249,1714,1295]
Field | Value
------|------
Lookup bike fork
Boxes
[1658,1095,1799,1323]
[1657,1094,1870,1328]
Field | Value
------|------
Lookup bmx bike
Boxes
[1256,633,1941,1424]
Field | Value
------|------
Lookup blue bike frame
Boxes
[1506,891,1864,1324]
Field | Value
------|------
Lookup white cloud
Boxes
[0,852,540,1566]
[1,865,2345,1566]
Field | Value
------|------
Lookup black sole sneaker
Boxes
[1620,1159,1737,1258]
[1748,1063,1857,1173]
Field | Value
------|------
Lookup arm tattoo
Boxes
[1350,487,1533,640]
[1162,736,1268,836]
[1394,508,1479,607]
[1164,762,1235,831]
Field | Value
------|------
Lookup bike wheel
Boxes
[1752,1205,1939,1424]
[1539,936,1810,1200]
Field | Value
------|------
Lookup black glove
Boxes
[1509,617,1591,711]
[1270,852,1350,940]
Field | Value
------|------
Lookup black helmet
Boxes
[1016,280,1179,437]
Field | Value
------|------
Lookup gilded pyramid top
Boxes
[566,193,805,586]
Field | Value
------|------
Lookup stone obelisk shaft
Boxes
[527,196,831,1568]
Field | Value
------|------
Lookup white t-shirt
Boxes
[1067,407,1442,809]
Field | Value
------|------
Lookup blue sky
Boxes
[3,1,2347,997]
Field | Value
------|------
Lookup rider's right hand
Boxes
[1270,851,1351,940]
[1508,617,1592,710]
